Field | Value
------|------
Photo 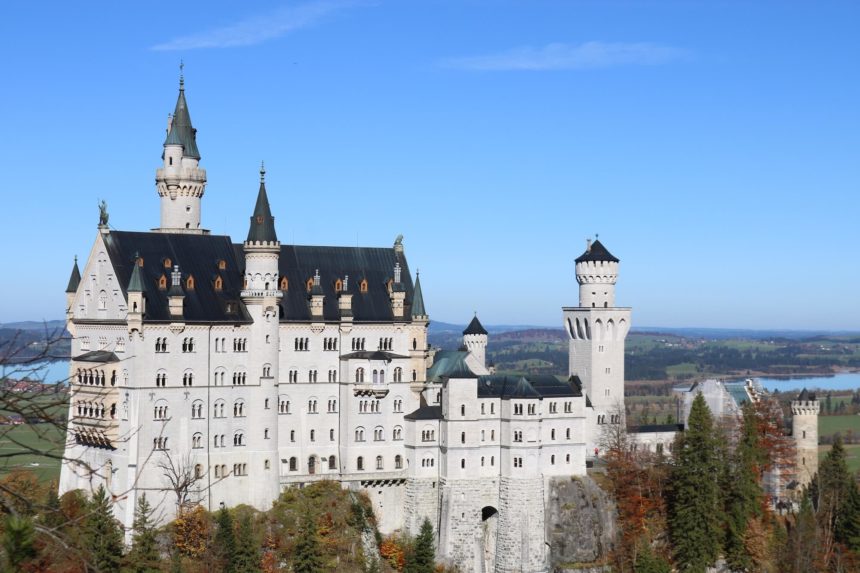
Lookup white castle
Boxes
[59,76,635,572]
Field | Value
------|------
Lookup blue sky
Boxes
[0,1,858,329]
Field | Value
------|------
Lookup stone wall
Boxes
[496,477,548,573]
[403,478,440,535]
[546,476,616,569]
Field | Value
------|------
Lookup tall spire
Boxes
[66,256,81,293]
[246,164,278,243]
[411,272,427,318]
[164,63,200,159]
[127,254,145,293]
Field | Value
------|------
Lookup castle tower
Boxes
[65,256,81,321]
[563,238,631,454]
[791,388,820,488]
[462,314,488,369]
[155,69,208,234]
[240,164,282,508]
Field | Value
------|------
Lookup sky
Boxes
[0,0,858,330]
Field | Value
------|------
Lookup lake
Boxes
[1,360,71,385]
[757,372,860,394]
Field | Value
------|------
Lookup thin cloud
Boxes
[443,41,690,71]
[151,1,364,51]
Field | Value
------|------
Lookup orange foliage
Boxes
[172,505,210,558]
[380,535,407,570]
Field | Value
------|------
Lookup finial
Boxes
[260,161,266,182]
[74,255,78,265]
[314,269,320,285]
[394,262,402,283]
[416,268,420,277]
[179,60,184,89]
[172,264,181,287]
[595,233,599,239]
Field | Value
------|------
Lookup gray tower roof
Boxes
[411,273,426,317]
[163,76,201,159]
[575,239,619,263]
[463,315,488,336]
[246,167,278,244]
[127,257,145,293]
[66,257,81,293]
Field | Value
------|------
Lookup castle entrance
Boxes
[481,506,499,573]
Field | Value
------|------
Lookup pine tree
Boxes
[2,515,37,571]
[786,494,819,573]
[233,513,261,573]
[724,402,765,571]
[404,518,435,573]
[127,493,161,573]
[293,508,324,573]
[634,541,671,573]
[85,485,124,573]
[818,436,855,564]
[667,393,722,573]
[215,507,237,573]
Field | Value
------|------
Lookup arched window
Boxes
[233,432,244,446]
[186,275,195,289]
[395,455,403,469]
[280,276,288,290]
[357,456,364,471]
[374,426,384,441]
[289,457,298,471]
[355,427,365,442]
[328,455,336,470]
[191,400,204,419]
[359,279,368,293]
[98,290,108,311]
[376,456,384,470]
[393,426,403,440]
[214,276,223,291]
[158,275,167,289]
[234,399,245,417]
[356,368,365,383]
[279,396,290,414]
[213,400,225,418]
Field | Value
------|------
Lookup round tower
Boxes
[575,238,619,308]
[462,314,488,369]
[155,69,208,233]
[791,388,820,489]
[240,164,282,509]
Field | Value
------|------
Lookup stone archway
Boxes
[481,506,499,573]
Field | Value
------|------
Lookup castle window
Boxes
[279,396,290,414]
[155,372,167,387]
[461,459,465,469]
[310,430,315,442]
[233,432,245,446]
[191,401,204,419]
[355,427,365,442]
[803,431,806,439]
[215,465,220,478]
[186,275,195,289]
[481,430,485,442]
[264,459,270,470]
[528,404,536,415]
[393,368,402,383]
[308,399,318,413]
[566,454,571,463]
[566,428,571,440]
[491,456,495,466]
[164,258,172,269]
[234,400,245,417]
[393,398,402,413]
[290,430,295,442]
[550,455,555,465]
[356,368,365,383]
[393,426,402,440]
[213,400,225,418]
[461,405,465,416]
[357,457,364,471]
[335,279,343,292]
[359,279,368,293]
[551,429,556,440]
[328,456,336,470]
[481,403,485,415]
[194,464,203,479]
[153,402,169,420]
[289,457,298,471]
[657,443,664,454]
[461,432,466,444]
[264,428,269,439]
[513,430,522,442]
[376,456,384,470]
[481,457,485,467]
[192,433,202,449]
[182,371,194,386]
[491,403,495,414]
[158,275,167,289]
[395,455,403,469]
[264,398,270,409]
[513,457,522,468]
[330,429,335,441]
[514,404,523,415]
[412,370,417,382]
[98,290,107,311]
[214,276,223,291]
[280,276,288,290]
[374,427,384,441]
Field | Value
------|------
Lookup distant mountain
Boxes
[0,320,66,332]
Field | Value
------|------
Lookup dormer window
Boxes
[306,278,314,292]
[386,279,393,292]
[334,279,343,292]
[360,279,368,293]
[214,276,223,291]
[137,257,144,267]
[158,275,167,290]
[217,259,226,270]
[163,258,172,269]
[280,276,288,291]
[186,275,195,290]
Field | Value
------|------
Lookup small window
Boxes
[218,259,227,270]
[186,275,195,289]
[280,276,288,290]
[158,275,167,289]
[163,258,172,269]
[214,276,223,291]
[306,278,314,292]
[335,279,343,292]
[360,279,368,293]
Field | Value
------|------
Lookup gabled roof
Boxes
[404,405,442,421]
[575,239,619,263]
[73,350,120,363]
[411,273,426,317]
[246,169,278,244]
[426,350,478,382]
[66,258,81,293]
[463,315,488,336]
[340,351,409,361]
[164,78,200,159]
[476,374,582,399]
[798,388,817,401]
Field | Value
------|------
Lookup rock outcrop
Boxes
[546,476,616,570]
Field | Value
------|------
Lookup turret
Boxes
[791,388,820,488]
[65,256,81,320]
[462,314,488,369]
[155,67,208,234]
[575,238,619,308]
[411,272,428,323]
[127,254,146,333]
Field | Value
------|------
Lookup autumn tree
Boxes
[173,505,210,560]
[668,393,723,572]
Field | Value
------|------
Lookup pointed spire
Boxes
[66,256,81,293]
[246,166,278,243]
[163,65,200,159]
[127,254,145,293]
[463,314,488,336]
[411,272,427,318]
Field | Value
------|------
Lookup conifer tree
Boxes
[233,513,261,573]
[293,508,324,573]
[2,515,36,571]
[85,485,124,573]
[127,493,160,573]
[786,494,819,573]
[215,506,237,573]
[404,518,435,573]
[724,402,765,571]
[634,541,671,573]
[668,393,722,573]
[817,436,855,563]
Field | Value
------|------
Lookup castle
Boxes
[58,75,816,572]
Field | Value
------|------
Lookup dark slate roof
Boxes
[246,174,278,243]
[127,260,145,293]
[463,315,488,336]
[164,80,200,159]
[268,244,416,323]
[628,423,685,434]
[797,388,817,401]
[66,258,81,293]
[103,231,251,324]
[103,231,419,324]
[73,350,120,363]
[340,351,409,361]
[404,405,442,421]
[575,239,619,263]
[476,374,582,399]
[411,273,426,317]
[426,350,478,382]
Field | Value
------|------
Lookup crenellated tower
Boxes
[563,238,631,454]
[155,69,208,234]
[241,164,282,508]
[462,314,488,370]
[791,389,820,489]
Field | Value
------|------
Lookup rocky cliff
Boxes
[546,476,616,571]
